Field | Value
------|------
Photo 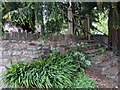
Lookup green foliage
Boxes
[38,33,50,41]
[45,2,66,34]
[2,2,67,33]
[3,3,35,30]
[0,30,3,39]
[3,49,94,88]
[73,72,96,88]
[2,2,113,34]
[91,47,106,57]
[45,19,62,33]
[66,50,91,68]
[91,12,108,35]
[76,42,89,49]
[95,47,105,55]
[2,2,43,31]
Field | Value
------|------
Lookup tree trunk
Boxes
[112,29,118,50]
[108,5,113,50]
[71,2,75,35]
[86,14,90,40]
[108,3,120,55]
[117,29,120,55]
[40,2,45,35]
[82,14,90,40]
[68,6,74,35]
[108,5,118,51]
[116,2,120,54]
[32,8,35,31]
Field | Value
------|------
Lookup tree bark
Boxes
[116,2,120,54]
[40,2,45,35]
[108,3,120,55]
[71,2,75,35]
[68,6,74,35]
[117,29,120,54]
[32,8,35,31]
[108,4,113,50]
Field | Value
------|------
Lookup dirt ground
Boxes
[85,69,119,89]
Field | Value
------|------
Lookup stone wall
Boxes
[0,40,52,88]
[1,40,52,67]
[1,35,78,66]
[0,35,78,88]
[1,35,81,66]
[3,31,39,40]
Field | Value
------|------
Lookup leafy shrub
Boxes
[76,42,89,49]
[73,72,96,88]
[66,50,91,68]
[3,50,94,88]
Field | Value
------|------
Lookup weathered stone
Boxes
[43,49,51,55]
[2,51,11,56]
[103,64,119,79]
[1,40,49,65]
[0,59,9,66]
[37,46,43,50]
[56,47,65,53]
[22,50,33,55]
[0,52,2,59]
[38,41,44,46]
[5,63,11,68]
[29,42,37,46]
[91,51,113,64]
[27,47,37,51]
[95,56,118,72]
[32,55,39,60]
[42,46,49,50]
[12,51,22,56]
[0,66,8,88]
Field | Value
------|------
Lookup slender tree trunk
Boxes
[86,14,90,40]
[108,4,113,50]
[68,6,73,35]
[71,2,75,35]
[82,14,90,40]
[32,8,35,31]
[40,2,45,34]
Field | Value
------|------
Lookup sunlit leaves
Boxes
[2,2,40,31]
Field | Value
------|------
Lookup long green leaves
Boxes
[3,49,95,88]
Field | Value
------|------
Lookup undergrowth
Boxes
[3,48,96,88]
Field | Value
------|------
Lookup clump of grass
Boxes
[3,50,96,88]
